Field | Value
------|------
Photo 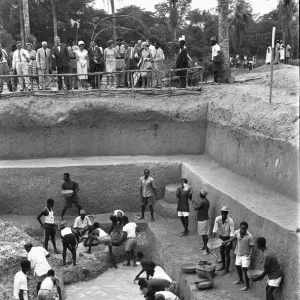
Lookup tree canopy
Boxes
[0,0,298,60]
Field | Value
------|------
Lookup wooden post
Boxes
[98,73,101,97]
[186,68,188,90]
[269,27,276,104]
[131,71,135,99]
[168,69,172,98]
[19,0,25,47]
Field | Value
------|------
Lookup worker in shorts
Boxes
[192,188,210,255]
[223,221,254,291]
[176,178,193,236]
[59,222,77,266]
[84,222,117,268]
[122,215,139,266]
[139,169,157,221]
[211,206,234,274]
[253,237,283,300]
[109,209,124,234]
[37,269,62,300]
[37,198,60,254]
[61,172,81,219]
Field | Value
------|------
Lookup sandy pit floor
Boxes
[65,264,144,300]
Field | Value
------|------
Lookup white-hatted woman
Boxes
[76,41,88,89]
[139,42,152,88]
[104,40,117,87]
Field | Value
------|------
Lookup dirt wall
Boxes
[205,122,299,201]
[0,161,181,215]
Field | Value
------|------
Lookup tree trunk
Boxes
[50,0,58,37]
[22,0,30,42]
[111,0,117,39]
[173,27,177,40]
[19,0,25,47]
[218,0,231,82]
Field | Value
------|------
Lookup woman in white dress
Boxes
[76,41,88,89]
[104,40,117,87]
[265,45,272,64]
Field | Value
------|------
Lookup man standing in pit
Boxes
[109,209,124,234]
[139,169,157,221]
[176,178,193,236]
[192,188,210,255]
[253,237,283,300]
[223,221,254,292]
[24,242,52,294]
[59,222,77,266]
[73,209,92,241]
[13,260,31,300]
[61,172,81,219]
[37,198,60,254]
[211,206,234,274]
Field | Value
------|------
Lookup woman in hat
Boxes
[104,40,117,87]
[139,41,152,88]
[26,42,38,89]
[76,41,88,89]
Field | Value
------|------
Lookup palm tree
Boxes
[278,0,298,43]
[229,2,251,52]
[103,0,119,39]
[22,0,30,42]
[218,0,231,82]
[50,0,58,37]
[18,0,25,46]
[169,0,192,40]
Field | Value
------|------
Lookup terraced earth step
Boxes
[155,199,177,219]
[164,183,180,204]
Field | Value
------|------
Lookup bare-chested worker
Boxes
[61,173,81,219]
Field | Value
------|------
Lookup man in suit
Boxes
[52,36,71,90]
[36,41,52,90]
[88,40,103,89]
[175,37,189,88]
[124,41,141,87]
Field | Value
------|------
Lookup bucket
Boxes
[228,76,235,84]
[196,260,216,279]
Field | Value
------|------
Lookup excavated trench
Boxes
[0,91,299,300]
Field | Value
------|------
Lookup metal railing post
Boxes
[186,68,188,90]
[168,69,172,98]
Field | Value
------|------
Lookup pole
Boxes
[269,27,276,104]
[19,0,25,47]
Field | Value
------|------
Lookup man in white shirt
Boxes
[210,37,221,84]
[83,222,118,268]
[13,259,31,300]
[155,291,180,300]
[122,215,139,266]
[73,209,92,241]
[211,206,234,274]
[152,42,165,88]
[59,222,77,266]
[0,43,10,94]
[12,41,30,91]
[24,243,51,294]
[139,169,157,221]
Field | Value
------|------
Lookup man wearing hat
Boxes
[12,41,30,91]
[210,37,221,84]
[67,38,79,89]
[115,38,126,87]
[59,222,77,266]
[192,188,210,255]
[212,206,235,274]
[175,36,189,88]
[73,209,92,241]
[0,42,9,95]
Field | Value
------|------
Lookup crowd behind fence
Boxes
[0,66,203,98]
